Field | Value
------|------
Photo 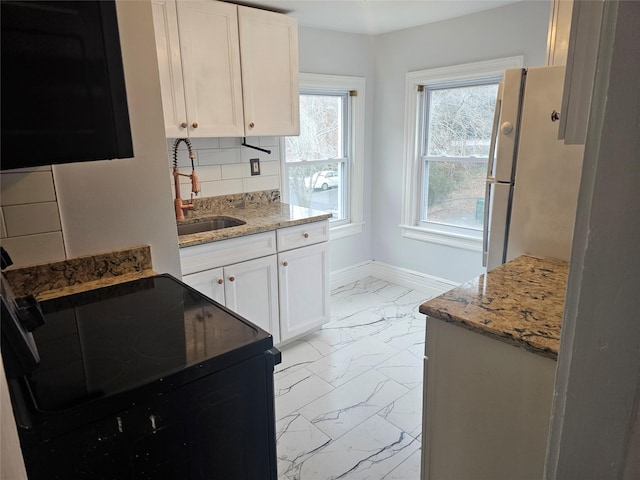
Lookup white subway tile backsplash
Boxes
[0,170,56,206]
[218,137,243,148]
[243,175,280,193]
[194,165,222,182]
[260,161,281,176]
[199,179,244,197]
[259,136,280,147]
[165,136,283,197]
[241,143,280,163]
[221,163,248,180]
[0,232,65,267]
[198,148,241,166]
[187,137,220,150]
[3,202,61,237]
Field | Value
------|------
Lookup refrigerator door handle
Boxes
[482,84,503,267]
[482,179,493,267]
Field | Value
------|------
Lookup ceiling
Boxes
[237,0,526,35]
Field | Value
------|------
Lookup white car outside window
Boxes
[305,171,338,190]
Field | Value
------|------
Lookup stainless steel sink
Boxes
[177,216,246,236]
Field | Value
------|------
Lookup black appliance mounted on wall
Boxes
[0,0,134,171]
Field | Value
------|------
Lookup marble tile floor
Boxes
[274,277,432,480]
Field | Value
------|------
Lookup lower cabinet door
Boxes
[182,267,225,305]
[224,255,280,343]
[278,242,329,342]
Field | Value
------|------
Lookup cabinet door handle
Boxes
[217,278,224,285]
[192,122,199,129]
[180,122,188,129]
[303,233,309,238]
[282,261,288,267]
[229,276,235,282]
[249,122,255,128]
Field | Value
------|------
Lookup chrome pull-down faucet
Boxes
[172,138,200,221]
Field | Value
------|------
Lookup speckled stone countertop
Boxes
[3,245,156,301]
[177,191,332,248]
[419,255,569,359]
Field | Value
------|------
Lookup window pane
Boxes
[426,84,498,157]
[286,95,344,162]
[422,82,498,232]
[423,159,486,230]
[286,161,343,219]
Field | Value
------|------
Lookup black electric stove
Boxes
[6,274,279,479]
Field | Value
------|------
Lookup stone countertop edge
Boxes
[177,202,332,248]
[419,255,569,360]
[34,269,158,302]
[3,245,156,301]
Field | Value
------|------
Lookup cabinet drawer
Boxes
[277,220,329,252]
[180,231,276,275]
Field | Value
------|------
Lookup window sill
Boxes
[330,222,364,241]
[400,224,482,251]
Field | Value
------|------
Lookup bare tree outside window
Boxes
[422,83,498,230]
[285,93,347,219]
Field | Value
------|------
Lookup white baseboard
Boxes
[330,261,371,291]
[331,261,459,298]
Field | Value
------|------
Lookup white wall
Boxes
[546,0,640,476]
[370,1,550,283]
[297,27,376,272]
[52,0,181,277]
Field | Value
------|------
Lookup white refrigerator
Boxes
[483,65,585,270]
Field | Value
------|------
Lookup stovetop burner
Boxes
[26,274,267,413]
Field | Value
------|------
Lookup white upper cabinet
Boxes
[238,6,299,137]
[152,0,299,138]
[546,0,574,66]
[558,0,605,145]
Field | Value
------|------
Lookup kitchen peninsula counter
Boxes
[419,254,568,480]
[419,254,568,359]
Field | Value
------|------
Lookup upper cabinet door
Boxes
[151,0,188,138]
[238,6,300,137]
[176,1,245,137]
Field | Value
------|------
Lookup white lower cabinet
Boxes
[180,220,329,345]
[183,256,280,343]
[278,241,329,342]
[421,317,556,480]
[223,255,279,343]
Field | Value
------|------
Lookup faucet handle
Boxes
[191,170,200,195]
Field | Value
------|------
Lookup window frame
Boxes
[400,56,523,250]
[281,73,365,240]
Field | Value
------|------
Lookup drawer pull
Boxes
[303,233,309,238]
[217,278,224,285]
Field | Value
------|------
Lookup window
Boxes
[401,56,523,249]
[282,73,365,239]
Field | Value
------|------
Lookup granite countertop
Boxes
[177,201,332,248]
[419,255,569,359]
[4,246,156,301]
